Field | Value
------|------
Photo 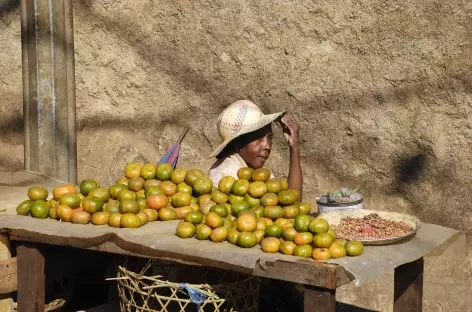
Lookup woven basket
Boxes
[110,257,260,312]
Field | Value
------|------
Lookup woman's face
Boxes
[238,125,273,169]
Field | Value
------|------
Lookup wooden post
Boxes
[394,257,424,312]
[304,285,336,312]
[17,242,45,312]
[20,0,77,184]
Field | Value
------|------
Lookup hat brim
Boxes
[208,111,285,158]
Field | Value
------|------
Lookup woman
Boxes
[208,99,304,312]
[208,100,303,199]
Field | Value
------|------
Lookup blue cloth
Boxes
[179,283,207,306]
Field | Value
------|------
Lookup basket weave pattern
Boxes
[114,258,260,312]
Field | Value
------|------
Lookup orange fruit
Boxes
[345,240,364,256]
[193,176,213,196]
[237,232,258,248]
[144,179,161,189]
[121,213,141,228]
[249,205,264,218]
[252,168,271,182]
[145,186,165,198]
[294,214,311,232]
[256,218,267,231]
[175,206,193,219]
[237,167,254,180]
[218,176,236,194]
[308,218,329,234]
[89,188,110,203]
[108,212,122,227]
[278,190,298,205]
[228,228,240,244]
[30,200,50,219]
[265,179,283,194]
[236,213,257,232]
[56,204,74,222]
[71,210,91,224]
[211,189,229,204]
[313,233,334,248]
[231,179,250,196]
[210,227,228,242]
[185,211,204,224]
[155,163,174,181]
[263,206,283,220]
[127,177,145,192]
[171,192,192,208]
[231,201,250,217]
[79,179,100,196]
[280,241,297,255]
[117,189,137,202]
[313,248,331,260]
[205,212,223,229]
[293,232,314,245]
[260,193,278,206]
[171,168,188,184]
[17,200,33,216]
[209,204,229,218]
[136,211,149,226]
[158,207,177,221]
[104,202,120,214]
[125,162,143,179]
[298,202,312,215]
[261,237,280,253]
[140,163,157,180]
[59,194,81,209]
[229,194,244,205]
[195,223,212,240]
[275,218,290,228]
[199,200,216,214]
[248,181,267,198]
[119,200,140,214]
[327,229,337,240]
[146,194,168,210]
[244,194,260,207]
[176,182,193,195]
[116,177,129,187]
[53,184,77,200]
[159,181,177,196]
[293,245,313,258]
[82,197,104,214]
[283,205,300,219]
[184,169,204,187]
[329,244,346,259]
[109,184,127,200]
[91,211,109,225]
[282,226,298,241]
[264,224,283,238]
[280,180,289,191]
[143,208,159,222]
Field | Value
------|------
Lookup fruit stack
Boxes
[16,162,213,228]
[175,167,364,261]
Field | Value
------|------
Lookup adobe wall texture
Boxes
[1,0,471,310]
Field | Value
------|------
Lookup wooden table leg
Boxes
[304,285,336,312]
[394,257,424,312]
[17,242,45,312]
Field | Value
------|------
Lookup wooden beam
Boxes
[20,0,77,184]
[303,285,336,312]
[17,243,45,312]
[394,257,424,312]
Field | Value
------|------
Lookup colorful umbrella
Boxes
[157,126,189,169]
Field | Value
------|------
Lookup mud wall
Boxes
[1,0,472,310]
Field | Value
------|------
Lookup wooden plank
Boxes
[10,230,348,288]
[17,242,45,312]
[303,285,336,312]
[394,257,423,312]
[0,258,17,294]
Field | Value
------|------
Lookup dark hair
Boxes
[216,124,273,159]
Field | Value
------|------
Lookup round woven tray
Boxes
[110,257,260,312]
[320,209,421,245]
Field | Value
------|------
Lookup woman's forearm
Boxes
[287,145,303,201]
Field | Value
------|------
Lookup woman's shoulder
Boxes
[208,154,245,186]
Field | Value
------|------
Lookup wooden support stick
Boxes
[394,257,424,312]
[17,242,45,312]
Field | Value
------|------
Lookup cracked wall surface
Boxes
[1,0,472,310]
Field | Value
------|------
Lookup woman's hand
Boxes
[281,113,300,148]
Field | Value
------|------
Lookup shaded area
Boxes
[0,0,19,17]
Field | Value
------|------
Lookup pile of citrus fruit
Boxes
[16,162,214,228]
[175,167,364,261]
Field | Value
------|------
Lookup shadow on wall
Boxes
[0,0,19,17]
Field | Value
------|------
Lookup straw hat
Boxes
[209,100,285,158]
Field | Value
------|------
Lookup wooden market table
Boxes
[0,171,462,312]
